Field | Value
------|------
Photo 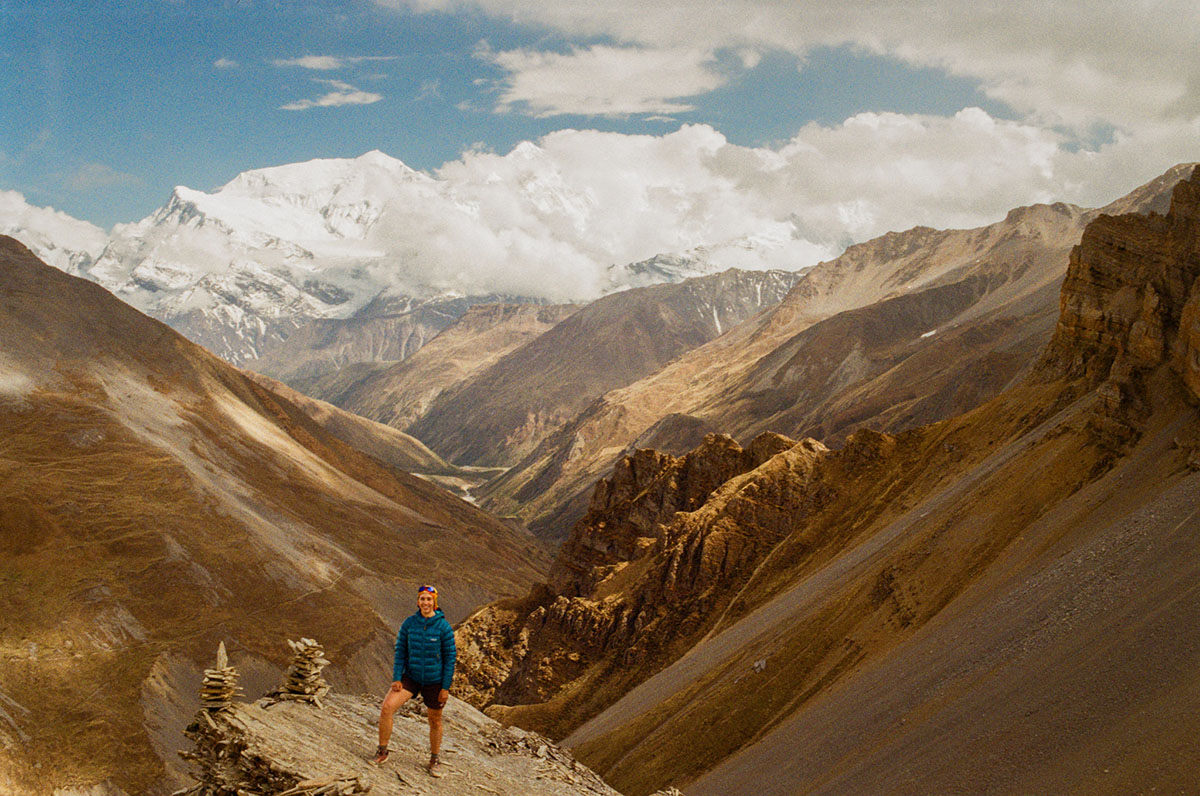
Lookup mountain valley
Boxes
[3,161,1199,796]
[0,239,549,795]
[449,166,1200,794]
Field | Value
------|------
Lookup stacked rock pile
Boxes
[279,637,331,704]
[199,642,241,711]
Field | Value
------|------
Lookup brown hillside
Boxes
[317,301,577,430]
[480,166,1195,542]
[406,269,799,467]
[0,238,550,796]
[240,369,457,476]
[455,167,1200,795]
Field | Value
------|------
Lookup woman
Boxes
[375,584,456,777]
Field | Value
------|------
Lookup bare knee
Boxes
[381,689,410,718]
[427,709,443,728]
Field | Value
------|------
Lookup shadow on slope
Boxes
[0,237,550,795]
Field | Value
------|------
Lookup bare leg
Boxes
[379,687,413,748]
[427,708,443,755]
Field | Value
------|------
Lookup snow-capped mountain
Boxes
[1,191,107,277]
[11,149,809,366]
[84,152,436,362]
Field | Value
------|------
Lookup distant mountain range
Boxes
[6,151,797,367]
[456,164,1200,796]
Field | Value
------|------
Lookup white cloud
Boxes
[0,190,108,273]
[94,112,1197,312]
[272,55,399,70]
[213,57,238,69]
[356,108,1186,300]
[275,55,346,70]
[481,45,728,117]
[280,80,383,111]
[378,0,1200,134]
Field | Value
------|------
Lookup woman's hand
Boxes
[438,689,450,707]
[390,681,405,692]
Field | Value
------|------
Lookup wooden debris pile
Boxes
[200,642,241,711]
[274,638,331,705]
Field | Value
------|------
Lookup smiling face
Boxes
[417,591,436,616]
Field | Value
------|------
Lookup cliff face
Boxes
[454,429,936,736]
[455,168,1200,796]
[1043,167,1200,400]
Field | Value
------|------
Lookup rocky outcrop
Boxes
[552,432,799,597]
[1041,166,1200,425]
[453,430,891,735]
[177,685,621,796]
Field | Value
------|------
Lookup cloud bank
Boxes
[482,45,728,117]
[356,110,1195,301]
[378,0,1200,135]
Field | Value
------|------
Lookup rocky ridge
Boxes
[453,167,1200,795]
[477,166,1196,541]
[405,268,800,468]
[0,238,550,795]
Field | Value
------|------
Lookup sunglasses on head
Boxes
[418,585,437,594]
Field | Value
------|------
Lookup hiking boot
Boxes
[427,753,442,777]
[372,745,389,765]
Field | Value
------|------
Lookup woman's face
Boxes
[417,591,436,615]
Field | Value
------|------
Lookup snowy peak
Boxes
[0,190,107,277]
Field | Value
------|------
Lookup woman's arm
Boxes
[440,622,457,690]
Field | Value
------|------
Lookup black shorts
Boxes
[401,676,446,710]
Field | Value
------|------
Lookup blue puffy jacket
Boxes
[393,608,456,689]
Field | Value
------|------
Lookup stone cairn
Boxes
[177,640,372,796]
[199,642,241,712]
[276,637,331,705]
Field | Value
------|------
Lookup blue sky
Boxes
[2,0,1197,231]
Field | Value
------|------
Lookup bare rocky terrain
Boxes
[479,164,1198,541]
[452,167,1200,795]
[398,269,800,468]
[175,690,622,796]
[0,239,550,795]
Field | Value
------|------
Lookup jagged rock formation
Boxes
[1043,168,1200,400]
[455,167,1200,795]
[455,430,843,727]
